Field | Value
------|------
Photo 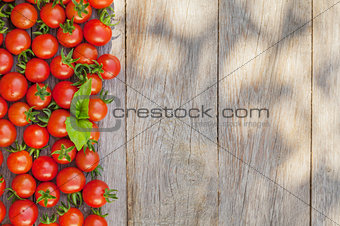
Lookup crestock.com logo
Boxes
[71,95,270,132]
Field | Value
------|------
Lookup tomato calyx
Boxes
[35,83,52,101]
[0,19,8,34]
[33,20,50,35]
[72,0,90,17]
[90,164,103,180]
[36,189,57,207]
[89,60,104,79]
[60,18,76,34]
[61,48,78,68]
[5,141,27,153]
[83,138,98,152]
[52,144,75,162]
[56,201,71,216]
[5,188,25,202]
[99,89,114,104]
[73,63,93,87]
[0,3,13,19]
[17,49,35,73]
[52,0,66,8]
[0,175,4,184]
[91,207,108,218]
[67,191,82,208]
[99,6,118,27]
[24,107,39,124]
[37,101,60,127]
[40,213,58,225]
[103,188,118,203]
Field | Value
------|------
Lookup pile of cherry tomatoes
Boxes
[0,0,120,225]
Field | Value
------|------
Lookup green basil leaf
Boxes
[70,79,92,119]
[65,116,92,151]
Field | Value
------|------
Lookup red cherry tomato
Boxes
[5,29,31,55]
[57,23,83,47]
[0,119,16,147]
[89,98,108,121]
[83,180,117,208]
[84,215,108,226]
[9,200,38,226]
[88,0,113,9]
[11,3,37,29]
[0,97,8,119]
[0,48,14,74]
[8,102,30,127]
[0,200,5,224]
[97,54,121,79]
[90,121,100,142]
[35,182,60,207]
[88,74,102,94]
[32,34,59,59]
[56,167,86,194]
[76,148,99,172]
[0,175,6,197]
[59,207,84,226]
[7,150,32,174]
[51,138,77,164]
[25,58,50,82]
[66,0,92,24]
[11,174,36,199]
[73,43,98,64]
[26,83,52,110]
[51,56,74,80]
[52,81,78,109]
[84,19,111,46]
[32,156,58,181]
[23,124,50,149]
[47,109,70,137]
[0,72,28,102]
[40,3,66,28]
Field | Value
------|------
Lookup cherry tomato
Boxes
[47,109,70,137]
[0,200,5,224]
[59,207,84,226]
[84,19,111,46]
[35,182,60,207]
[76,148,99,172]
[51,56,74,80]
[57,23,83,47]
[88,0,113,9]
[0,175,5,197]
[83,180,117,208]
[0,48,14,74]
[88,98,107,121]
[0,72,28,102]
[73,43,98,64]
[5,29,31,55]
[84,214,107,226]
[56,167,86,194]
[11,3,37,29]
[32,34,59,59]
[24,124,50,149]
[7,150,32,174]
[0,119,16,147]
[88,74,102,94]
[26,83,52,110]
[90,121,100,142]
[32,156,58,181]
[66,0,92,24]
[52,81,78,109]
[8,102,30,127]
[9,200,38,226]
[41,3,66,28]
[97,54,121,79]
[0,151,3,166]
[11,174,36,199]
[25,58,50,82]
[0,97,8,119]
[51,138,76,164]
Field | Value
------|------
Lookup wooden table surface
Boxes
[1,0,340,225]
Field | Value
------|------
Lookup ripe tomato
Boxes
[11,174,36,199]
[41,3,66,28]
[66,0,92,24]
[9,200,38,226]
[73,43,98,64]
[0,48,14,74]
[0,200,5,224]
[47,109,70,137]
[84,215,107,226]
[83,180,117,208]
[97,54,121,79]
[56,167,86,194]
[90,121,100,142]
[25,58,50,82]
[59,207,84,226]
[0,97,8,119]
[5,29,31,55]
[23,124,49,149]
[7,150,32,174]
[32,34,59,59]
[0,72,28,102]
[26,83,52,110]
[32,156,58,181]
[88,0,113,9]
[51,138,76,164]
[35,182,60,207]
[8,102,30,127]
[0,175,5,197]
[52,81,78,109]
[51,56,74,80]
[88,74,102,94]
[84,19,111,46]
[57,22,83,48]
[11,3,37,29]
[76,148,99,172]
[0,119,16,147]
[88,98,108,121]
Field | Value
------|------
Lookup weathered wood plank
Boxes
[219,0,311,225]
[126,0,218,225]
[312,0,340,225]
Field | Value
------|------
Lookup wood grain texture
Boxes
[218,0,311,225]
[312,0,340,225]
[126,0,218,225]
